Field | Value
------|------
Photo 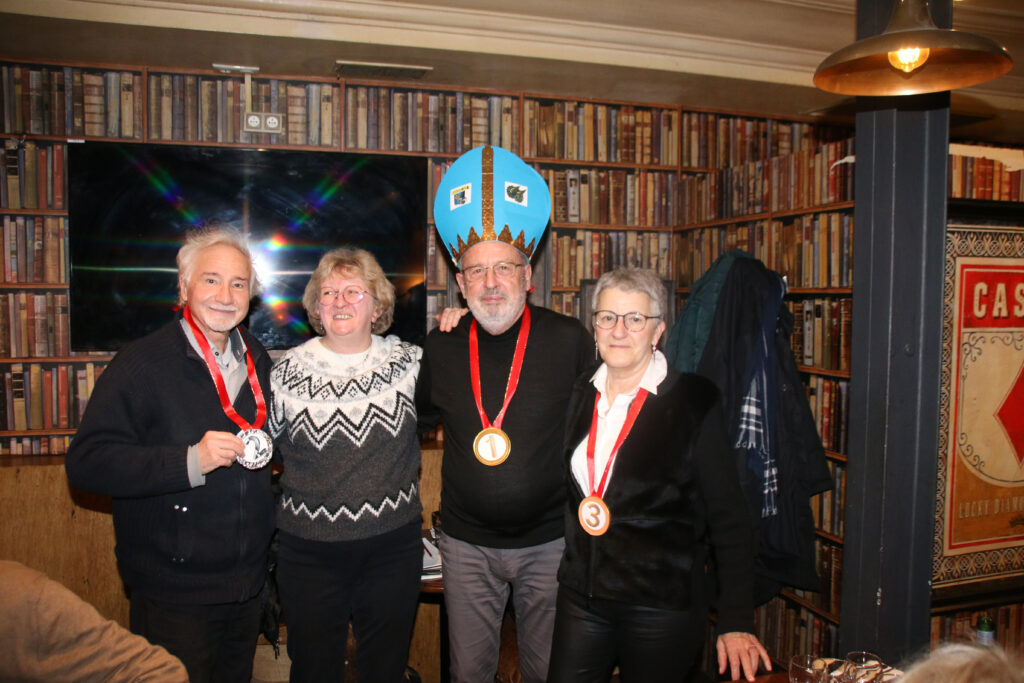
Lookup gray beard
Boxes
[470,289,528,335]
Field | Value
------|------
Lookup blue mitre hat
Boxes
[433,146,551,266]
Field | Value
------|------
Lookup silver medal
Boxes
[237,429,272,469]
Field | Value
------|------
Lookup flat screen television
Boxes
[68,142,427,351]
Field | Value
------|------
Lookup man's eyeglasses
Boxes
[318,287,373,306]
[592,310,661,332]
[460,262,523,283]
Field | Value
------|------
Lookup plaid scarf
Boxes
[734,273,785,518]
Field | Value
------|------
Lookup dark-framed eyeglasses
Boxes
[318,287,373,306]
[460,261,523,283]
[592,310,661,332]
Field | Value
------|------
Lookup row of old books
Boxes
[425,292,452,333]
[549,291,581,320]
[681,113,848,170]
[2,434,71,456]
[676,138,855,226]
[948,154,1024,202]
[0,64,144,139]
[2,215,69,284]
[791,297,853,372]
[673,219,768,286]
[540,167,680,227]
[782,212,854,290]
[754,595,840,662]
[791,538,843,617]
[522,99,679,167]
[770,138,855,213]
[425,229,453,289]
[931,605,1024,653]
[810,458,848,537]
[344,87,518,155]
[549,228,672,288]
[806,377,850,458]
[1,139,65,210]
[677,159,769,224]
[148,73,342,147]
[673,211,854,290]
[1,361,106,431]
[1,292,70,358]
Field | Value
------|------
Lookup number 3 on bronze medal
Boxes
[578,496,610,536]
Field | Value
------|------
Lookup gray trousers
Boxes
[438,533,565,683]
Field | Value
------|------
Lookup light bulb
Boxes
[887,46,930,73]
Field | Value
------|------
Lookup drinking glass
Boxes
[789,654,825,683]
[840,651,884,683]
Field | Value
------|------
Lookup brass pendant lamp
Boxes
[813,0,1012,96]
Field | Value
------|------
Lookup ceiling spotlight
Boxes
[813,0,1012,96]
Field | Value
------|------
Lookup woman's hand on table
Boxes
[717,631,772,682]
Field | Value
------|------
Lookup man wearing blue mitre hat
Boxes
[417,146,594,683]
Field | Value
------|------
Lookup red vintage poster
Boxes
[936,227,1024,586]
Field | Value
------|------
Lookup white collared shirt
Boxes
[570,350,668,495]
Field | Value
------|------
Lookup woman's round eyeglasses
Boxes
[592,310,661,332]
[318,287,373,306]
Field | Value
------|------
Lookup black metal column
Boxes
[839,0,950,663]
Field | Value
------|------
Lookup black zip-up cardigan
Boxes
[65,318,275,605]
[556,367,757,634]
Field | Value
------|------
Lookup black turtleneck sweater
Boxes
[417,304,594,548]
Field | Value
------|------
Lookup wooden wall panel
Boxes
[0,461,128,624]
[0,448,447,681]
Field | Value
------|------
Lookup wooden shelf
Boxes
[816,528,843,544]
[788,287,853,296]
[798,366,850,379]
[772,200,855,219]
[0,429,76,437]
[824,449,847,463]
[526,156,679,172]
[0,283,69,290]
[781,588,840,624]
[0,207,67,216]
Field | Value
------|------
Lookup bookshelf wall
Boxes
[8,53,987,670]
[673,129,855,667]
[3,49,1024,680]
[1,57,857,650]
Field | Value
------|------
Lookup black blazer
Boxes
[557,367,757,634]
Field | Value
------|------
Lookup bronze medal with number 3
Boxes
[578,495,610,536]
[473,427,511,466]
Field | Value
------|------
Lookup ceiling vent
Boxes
[334,60,433,80]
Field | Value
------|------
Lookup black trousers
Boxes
[128,590,263,683]
[277,519,422,683]
[547,585,706,683]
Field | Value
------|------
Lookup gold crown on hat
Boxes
[449,225,537,265]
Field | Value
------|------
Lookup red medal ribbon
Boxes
[183,307,267,431]
[586,388,648,498]
[468,306,531,431]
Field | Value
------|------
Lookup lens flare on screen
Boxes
[120,148,204,226]
[285,160,367,231]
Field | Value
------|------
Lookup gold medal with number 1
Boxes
[469,307,530,467]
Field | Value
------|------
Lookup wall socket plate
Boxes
[242,112,285,134]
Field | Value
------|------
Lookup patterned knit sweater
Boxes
[269,334,423,542]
